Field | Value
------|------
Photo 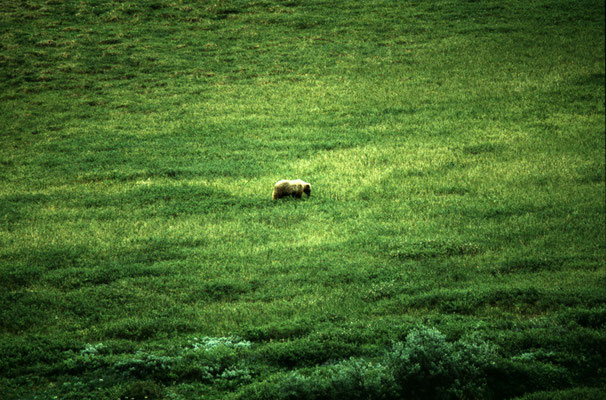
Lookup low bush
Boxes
[118,380,164,400]
[237,358,396,400]
[238,325,592,400]
[387,326,498,399]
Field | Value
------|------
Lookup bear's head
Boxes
[303,183,311,196]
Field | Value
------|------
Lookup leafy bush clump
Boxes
[18,328,600,399]
[112,351,180,382]
[189,336,252,351]
[176,336,253,384]
[109,336,253,384]
[238,358,396,400]
[239,326,500,400]
[56,336,253,397]
[387,326,497,399]
[325,358,397,400]
[119,380,163,400]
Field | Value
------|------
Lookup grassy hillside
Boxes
[1,0,604,398]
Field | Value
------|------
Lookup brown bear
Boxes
[272,179,311,200]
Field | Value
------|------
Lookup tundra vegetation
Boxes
[0,0,604,399]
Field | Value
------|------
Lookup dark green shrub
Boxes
[237,358,396,400]
[110,336,252,384]
[119,380,163,400]
[112,351,179,382]
[323,358,397,400]
[386,326,497,400]
[62,343,109,374]
[176,337,252,384]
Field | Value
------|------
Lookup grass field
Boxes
[1,0,605,398]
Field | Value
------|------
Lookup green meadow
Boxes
[1,0,604,398]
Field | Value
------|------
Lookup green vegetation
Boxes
[1,0,604,398]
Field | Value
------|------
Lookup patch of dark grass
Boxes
[259,338,361,368]
[462,142,507,155]
[0,263,46,290]
[576,163,606,184]
[556,307,606,329]
[0,334,82,378]
[2,239,192,280]
[0,192,49,225]
[41,262,173,290]
[518,387,606,400]
[240,318,313,342]
[11,245,86,271]
[0,192,49,208]
[496,256,557,274]
[389,240,482,260]
[433,185,471,196]
[68,184,265,217]
[455,201,549,220]
[0,289,67,332]
[192,279,255,302]
[317,265,373,288]
[402,286,606,316]
[117,237,190,265]
[103,316,196,341]
[486,359,573,399]
[211,7,242,20]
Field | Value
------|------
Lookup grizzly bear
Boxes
[272,179,312,200]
